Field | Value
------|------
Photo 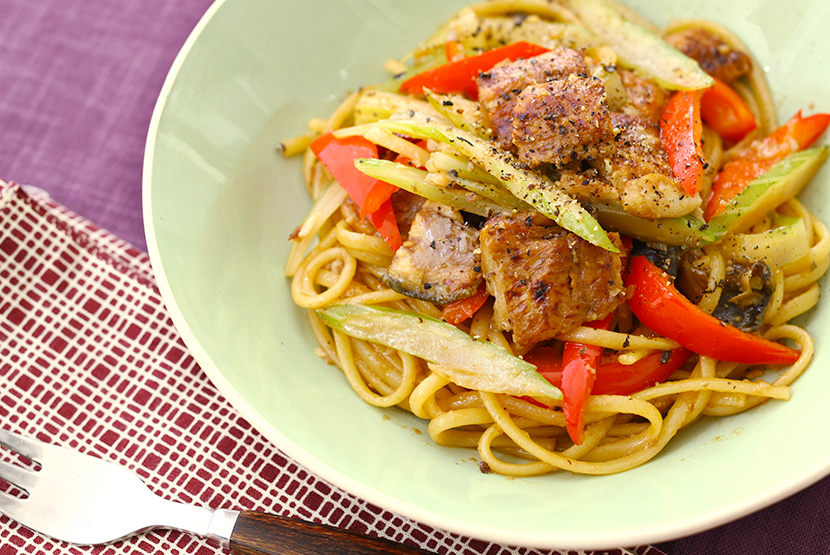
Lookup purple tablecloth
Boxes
[0,1,829,554]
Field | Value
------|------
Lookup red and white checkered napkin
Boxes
[0,182,665,555]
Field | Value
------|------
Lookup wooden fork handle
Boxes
[229,510,439,555]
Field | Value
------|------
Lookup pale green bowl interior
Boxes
[143,0,830,548]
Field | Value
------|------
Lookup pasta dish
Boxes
[282,0,829,476]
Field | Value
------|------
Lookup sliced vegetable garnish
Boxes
[370,115,620,252]
[590,349,692,396]
[442,282,490,325]
[424,90,494,140]
[366,199,403,253]
[706,146,830,237]
[310,132,402,251]
[590,200,714,247]
[700,77,757,143]
[354,158,513,216]
[569,0,713,90]
[705,111,830,220]
[661,89,706,196]
[399,41,550,99]
[529,345,692,397]
[310,132,398,217]
[318,304,562,400]
[560,314,612,445]
[625,255,801,365]
[445,35,465,63]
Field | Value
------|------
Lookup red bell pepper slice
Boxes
[558,314,613,445]
[399,41,550,100]
[700,77,757,143]
[310,132,399,217]
[445,37,465,63]
[310,132,401,251]
[591,349,691,396]
[366,199,402,252]
[704,111,830,219]
[660,89,706,196]
[625,255,801,365]
[441,282,490,325]
[527,345,691,397]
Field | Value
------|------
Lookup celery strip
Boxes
[590,201,714,247]
[707,147,830,238]
[318,304,562,400]
[354,158,510,216]
[373,114,620,252]
[428,151,502,185]
[425,90,494,141]
[568,0,713,90]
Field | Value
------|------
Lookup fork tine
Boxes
[0,429,44,463]
[0,459,37,491]
[0,489,29,520]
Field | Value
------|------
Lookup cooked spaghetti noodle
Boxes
[283,0,827,476]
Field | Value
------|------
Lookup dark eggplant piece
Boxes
[711,260,775,332]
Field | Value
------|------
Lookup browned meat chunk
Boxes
[480,212,626,346]
[617,69,669,125]
[476,48,588,150]
[600,113,700,218]
[606,113,673,184]
[511,74,615,167]
[664,28,751,84]
[383,201,482,304]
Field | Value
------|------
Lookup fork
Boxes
[0,429,436,555]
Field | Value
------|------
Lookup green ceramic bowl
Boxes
[144,0,830,548]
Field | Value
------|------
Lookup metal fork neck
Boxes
[151,497,240,547]
[205,509,240,545]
